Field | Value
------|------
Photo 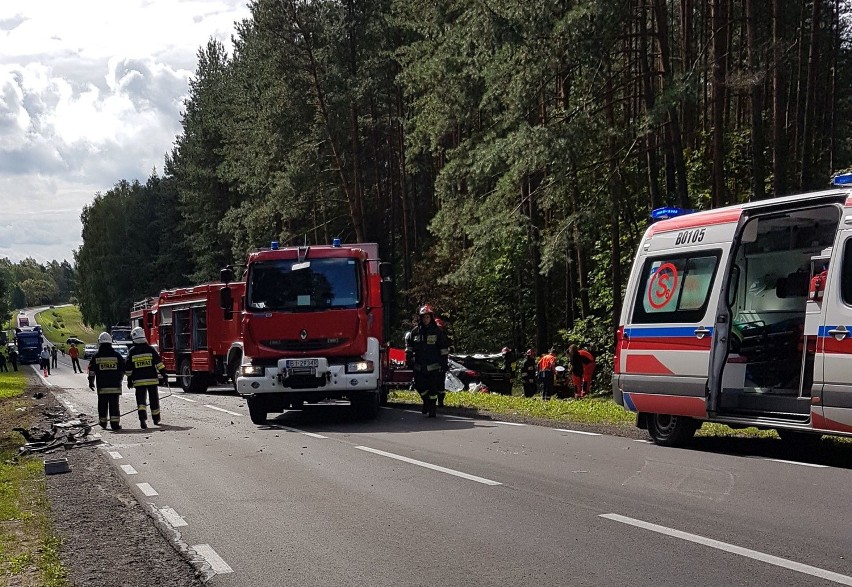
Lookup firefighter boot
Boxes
[428,398,437,418]
[437,393,445,407]
[139,420,147,429]
[421,396,428,414]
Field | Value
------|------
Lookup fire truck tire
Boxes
[247,398,267,424]
[352,390,380,420]
[179,359,208,394]
[647,413,698,447]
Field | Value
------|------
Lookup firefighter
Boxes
[88,332,125,430]
[405,304,450,417]
[125,327,167,429]
[568,344,596,398]
[537,348,557,400]
[521,349,537,398]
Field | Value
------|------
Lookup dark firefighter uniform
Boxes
[521,352,537,398]
[406,306,450,417]
[126,343,166,428]
[88,344,126,430]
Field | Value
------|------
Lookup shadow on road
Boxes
[112,424,194,434]
[683,435,852,470]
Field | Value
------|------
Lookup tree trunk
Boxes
[800,0,822,189]
[639,0,662,209]
[746,0,766,200]
[772,0,788,196]
[710,0,728,207]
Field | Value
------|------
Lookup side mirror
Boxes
[220,286,233,320]
[379,262,392,280]
[220,265,234,284]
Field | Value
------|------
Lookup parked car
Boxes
[83,344,98,359]
[112,344,129,360]
[449,353,513,395]
[66,337,84,345]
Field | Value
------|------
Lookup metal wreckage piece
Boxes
[16,409,102,456]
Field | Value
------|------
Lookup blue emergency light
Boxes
[832,173,852,186]
[651,207,695,222]
[270,241,279,250]
[332,238,341,247]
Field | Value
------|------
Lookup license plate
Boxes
[286,359,319,369]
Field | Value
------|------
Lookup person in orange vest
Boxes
[537,348,557,400]
[568,344,596,398]
[68,343,82,373]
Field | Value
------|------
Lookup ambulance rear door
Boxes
[815,230,852,434]
[620,219,735,418]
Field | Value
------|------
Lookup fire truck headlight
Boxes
[346,360,374,374]
[241,364,264,377]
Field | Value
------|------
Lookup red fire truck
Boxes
[132,282,246,393]
[218,240,392,423]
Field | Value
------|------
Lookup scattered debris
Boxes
[44,457,71,475]
[16,410,101,455]
[33,391,45,399]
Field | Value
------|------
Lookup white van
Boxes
[613,176,852,446]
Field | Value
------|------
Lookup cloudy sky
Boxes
[0,0,251,265]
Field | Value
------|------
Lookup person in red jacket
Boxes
[537,348,557,400]
[568,344,595,398]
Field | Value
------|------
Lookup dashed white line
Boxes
[108,451,123,459]
[160,507,188,528]
[495,421,526,426]
[136,483,158,496]
[355,446,501,486]
[764,458,828,468]
[601,513,852,586]
[554,428,601,436]
[120,464,138,475]
[203,404,243,416]
[192,544,233,574]
[301,432,328,439]
[172,395,197,403]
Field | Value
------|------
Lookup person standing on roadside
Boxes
[406,304,450,417]
[40,346,51,377]
[51,346,58,369]
[88,332,125,430]
[537,347,557,400]
[68,343,82,373]
[8,346,18,371]
[521,349,537,398]
[568,344,596,398]
[125,327,167,429]
[0,350,7,372]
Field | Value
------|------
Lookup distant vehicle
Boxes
[66,337,84,345]
[449,353,512,395]
[110,326,133,346]
[14,327,43,364]
[112,344,129,360]
[16,313,29,329]
[83,344,98,359]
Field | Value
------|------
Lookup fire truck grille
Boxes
[262,339,348,351]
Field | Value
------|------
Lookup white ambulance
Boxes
[613,175,852,446]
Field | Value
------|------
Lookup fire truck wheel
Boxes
[647,414,698,447]
[179,359,208,394]
[247,398,267,424]
[352,390,380,420]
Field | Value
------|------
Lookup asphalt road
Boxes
[33,356,852,587]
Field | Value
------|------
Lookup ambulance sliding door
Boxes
[816,233,852,433]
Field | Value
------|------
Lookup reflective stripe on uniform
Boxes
[137,404,147,412]
[97,388,122,394]
[155,362,165,371]
[151,408,160,416]
[109,416,120,423]
[133,379,159,386]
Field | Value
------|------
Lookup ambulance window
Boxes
[842,239,852,306]
[632,252,721,323]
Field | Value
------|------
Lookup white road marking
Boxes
[136,483,158,496]
[120,464,138,475]
[495,421,526,426]
[160,507,188,528]
[601,513,852,586]
[203,404,243,416]
[632,439,652,443]
[355,446,501,486]
[108,451,123,459]
[765,458,828,468]
[172,395,197,403]
[554,428,601,436]
[192,544,233,574]
[301,432,328,439]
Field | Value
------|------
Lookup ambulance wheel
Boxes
[247,398,267,424]
[647,414,698,447]
[179,359,208,394]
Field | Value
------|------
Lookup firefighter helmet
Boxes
[501,347,511,354]
[98,332,112,344]
[131,327,147,344]
[418,304,435,316]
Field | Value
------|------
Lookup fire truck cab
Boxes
[614,176,852,446]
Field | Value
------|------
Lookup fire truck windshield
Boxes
[247,257,362,311]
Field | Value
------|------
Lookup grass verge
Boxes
[35,306,101,347]
[0,371,69,587]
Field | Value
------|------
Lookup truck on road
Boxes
[14,326,43,365]
[218,240,391,423]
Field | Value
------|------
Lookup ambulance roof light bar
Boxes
[650,207,695,222]
[832,172,852,186]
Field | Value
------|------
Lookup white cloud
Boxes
[0,0,251,264]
